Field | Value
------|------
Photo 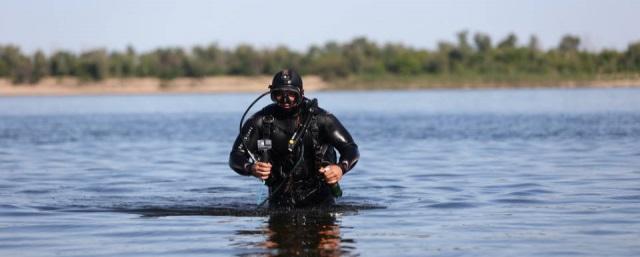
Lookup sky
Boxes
[1,0,639,54]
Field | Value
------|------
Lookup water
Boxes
[1,88,639,256]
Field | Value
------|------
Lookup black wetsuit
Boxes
[229,99,359,208]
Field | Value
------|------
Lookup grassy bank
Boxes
[327,73,640,90]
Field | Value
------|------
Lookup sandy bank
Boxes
[0,76,328,96]
[1,75,640,96]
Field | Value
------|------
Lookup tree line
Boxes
[1,32,640,84]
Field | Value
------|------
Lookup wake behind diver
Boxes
[229,69,360,209]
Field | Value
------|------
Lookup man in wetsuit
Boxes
[229,69,359,208]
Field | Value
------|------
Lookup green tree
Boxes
[525,36,547,73]
[596,50,621,73]
[77,49,109,81]
[49,51,77,77]
[188,43,227,76]
[528,35,541,52]
[473,33,492,53]
[497,33,518,49]
[558,35,580,52]
[31,51,48,83]
[261,46,302,74]
[0,45,14,77]
[624,41,640,70]
[1,34,638,85]
[382,43,422,75]
[12,58,33,84]
[0,45,35,84]
[228,44,263,75]
[109,46,136,77]
[342,37,385,75]
[456,30,473,54]
[304,42,350,79]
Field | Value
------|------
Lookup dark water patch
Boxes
[199,161,228,166]
[429,186,463,192]
[349,185,405,191]
[188,186,241,193]
[113,203,384,218]
[154,160,183,165]
[607,206,640,214]
[385,184,406,189]
[563,210,601,215]
[178,168,205,173]
[105,180,146,186]
[0,184,18,189]
[567,192,601,197]
[427,202,478,209]
[160,248,243,256]
[36,200,385,218]
[485,183,543,189]
[579,229,632,236]
[340,195,387,204]
[416,199,438,205]
[5,224,93,234]
[493,198,546,204]
[348,185,386,190]
[77,186,136,193]
[85,167,116,172]
[0,243,60,251]
[96,228,220,239]
[609,195,640,201]
[410,173,463,179]
[536,250,588,256]
[573,218,639,225]
[18,189,54,194]
[0,204,21,210]
[507,189,555,196]
[235,230,263,236]
[0,236,51,243]
[0,210,54,217]
[34,204,117,213]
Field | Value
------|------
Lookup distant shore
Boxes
[1,75,640,96]
[0,76,328,96]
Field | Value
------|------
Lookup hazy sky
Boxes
[1,0,639,54]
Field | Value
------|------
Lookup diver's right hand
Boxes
[250,162,272,180]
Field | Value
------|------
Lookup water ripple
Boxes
[2,90,640,257]
[427,202,478,209]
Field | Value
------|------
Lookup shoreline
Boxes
[0,76,328,97]
[1,75,640,97]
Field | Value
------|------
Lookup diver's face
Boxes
[274,90,301,110]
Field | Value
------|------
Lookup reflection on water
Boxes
[113,206,351,256]
[254,211,346,257]
[111,204,375,256]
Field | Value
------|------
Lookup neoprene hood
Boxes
[269,69,303,104]
[270,69,302,90]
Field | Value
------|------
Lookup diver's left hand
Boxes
[319,164,343,185]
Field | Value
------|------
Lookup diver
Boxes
[229,69,359,208]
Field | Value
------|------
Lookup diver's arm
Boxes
[229,116,260,176]
[321,113,359,174]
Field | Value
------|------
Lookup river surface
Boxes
[1,88,639,256]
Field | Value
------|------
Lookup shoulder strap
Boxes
[262,115,274,139]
